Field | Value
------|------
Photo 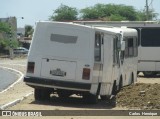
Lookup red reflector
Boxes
[82,68,90,80]
[27,62,35,73]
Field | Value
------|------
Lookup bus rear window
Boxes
[50,34,78,44]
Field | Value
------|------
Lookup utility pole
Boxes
[146,0,149,20]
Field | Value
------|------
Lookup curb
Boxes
[0,66,24,94]
[0,65,33,110]
[0,92,33,110]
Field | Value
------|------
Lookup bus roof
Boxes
[35,21,137,36]
[94,26,137,37]
[73,21,160,28]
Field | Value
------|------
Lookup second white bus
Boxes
[74,21,160,77]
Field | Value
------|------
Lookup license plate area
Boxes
[50,68,66,77]
[41,59,76,80]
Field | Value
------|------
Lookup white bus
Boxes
[24,21,138,103]
[74,21,160,77]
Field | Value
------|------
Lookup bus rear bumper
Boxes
[24,77,91,91]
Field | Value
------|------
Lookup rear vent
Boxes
[27,62,35,73]
[82,68,90,80]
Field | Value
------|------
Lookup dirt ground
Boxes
[116,83,160,109]
[0,58,160,119]
[5,70,160,111]
[7,82,160,110]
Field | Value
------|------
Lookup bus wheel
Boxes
[34,88,51,100]
[143,71,157,77]
[112,81,117,95]
[100,95,108,100]
[131,73,134,84]
[83,94,98,104]
[118,78,123,93]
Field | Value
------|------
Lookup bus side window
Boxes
[128,38,134,57]
[136,28,141,46]
[125,37,135,58]
[134,37,138,57]
[125,39,128,58]
[94,33,101,61]
[113,37,120,66]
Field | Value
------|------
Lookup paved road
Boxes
[0,68,18,91]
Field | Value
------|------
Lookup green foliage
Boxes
[136,11,147,21]
[0,22,10,33]
[0,39,19,50]
[0,22,17,52]
[49,4,78,21]
[109,14,127,21]
[0,39,7,49]
[80,6,100,19]
[136,9,158,21]
[80,4,137,21]
[0,22,13,36]
[25,25,34,37]
[117,5,137,20]
[49,3,158,21]
[9,39,19,48]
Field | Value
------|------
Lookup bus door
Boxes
[93,33,103,94]
[112,36,121,88]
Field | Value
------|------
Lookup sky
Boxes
[1,0,160,28]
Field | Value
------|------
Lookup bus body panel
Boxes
[138,47,160,71]
[24,21,138,100]
[25,22,95,93]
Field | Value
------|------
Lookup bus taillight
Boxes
[27,62,35,73]
[82,68,90,80]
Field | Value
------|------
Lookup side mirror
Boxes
[121,41,125,51]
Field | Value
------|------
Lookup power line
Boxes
[146,0,155,20]
[149,0,153,7]
[146,0,149,20]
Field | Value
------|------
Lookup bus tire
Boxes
[83,93,98,104]
[100,95,108,100]
[118,77,123,93]
[131,73,134,84]
[34,88,51,101]
[112,81,117,95]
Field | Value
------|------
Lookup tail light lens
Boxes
[82,68,90,80]
[27,62,35,73]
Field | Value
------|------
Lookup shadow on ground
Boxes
[138,74,160,78]
[30,94,116,109]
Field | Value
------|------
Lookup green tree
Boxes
[117,5,137,20]
[80,6,100,20]
[0,38,19,52]
[0,22,16,50]
[49,4,78,21]
[136,9,158,21]
[25,25,34,37]
[49,3,159,22]
[109,14,127,21]
[80,4,137,21]
[0,22,12,34]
